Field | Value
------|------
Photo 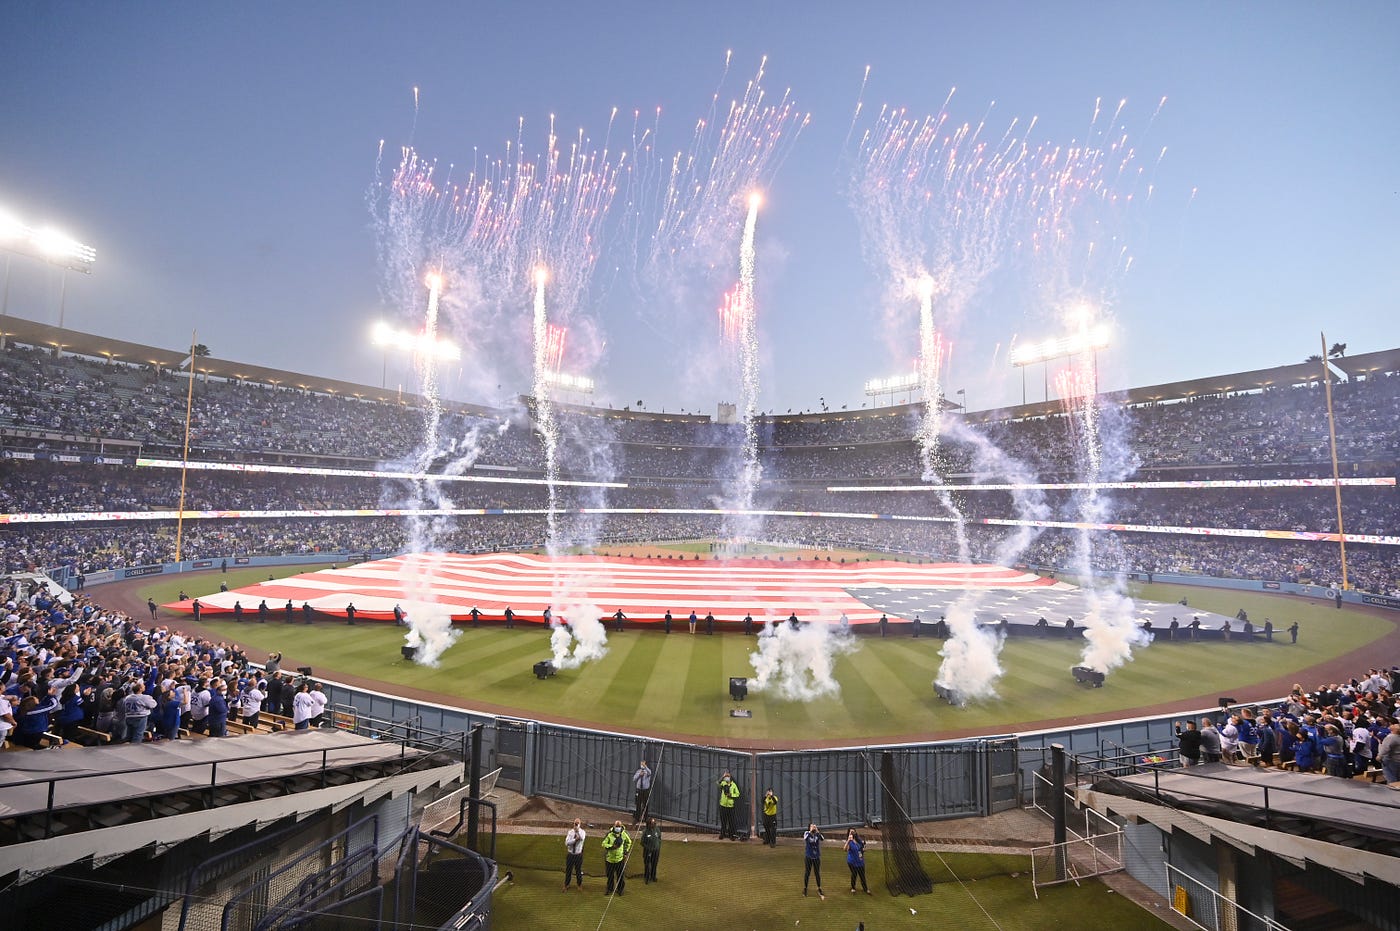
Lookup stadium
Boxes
[2,311,1398,929]
[3,11,1399,929]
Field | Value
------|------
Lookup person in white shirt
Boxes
[239,680,266,728]
[1219,716,1241,762]
[563,819,586,890]
[292,683,317,730]
[189,681,212,734]
[0,694,15,747]
[309,683,328,727]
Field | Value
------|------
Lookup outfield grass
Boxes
[485,832,1175,930]
[139,564,1393,743]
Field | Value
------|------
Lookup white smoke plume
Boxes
[747,616,857,702]
[401,604,460,668]
[933,417,1050,703]
[1069,399,1151,674]
[550,608,610,671]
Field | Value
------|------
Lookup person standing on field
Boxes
[563,819,586,891]
[601,821,632,895]
[802,823,825,899]
[762,788,780,846]
[717,771,741,839]
[641,817,661,883]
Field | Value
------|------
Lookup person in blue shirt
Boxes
[205,680,230,737]
[159,686,183,740]
[57,682,86,743]
[844,828,871,894]
[14,692,59,749]
[802,823,825,899]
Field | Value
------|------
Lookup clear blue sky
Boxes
[1,2,1395,415]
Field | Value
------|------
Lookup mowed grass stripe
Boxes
[596,631,665,725]
[638,633,693,725]
[843,642,930,721]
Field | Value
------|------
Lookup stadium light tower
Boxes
[1007,310,1111,404]
[370,319,461,388]
[0,205,97,328]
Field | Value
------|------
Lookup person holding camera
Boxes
[802,823,825,899]
[844,828,871,894]
[717,771,741,839]
[601,820,632,895]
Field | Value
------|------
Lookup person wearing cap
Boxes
[600,820,632,895]
[205,680,230,737]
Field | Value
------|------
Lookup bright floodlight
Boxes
[916,274,936,300]
[0,211,23,243]
[864,372,921,396]
[371,321,460,361]
[0,207,96,272]
[534,266,548,287]
[544,370,595,394]
[747,190,764,210]
[1007,324,1111,366]
[424,271,443,290]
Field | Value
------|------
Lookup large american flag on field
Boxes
[163,552,1079,626]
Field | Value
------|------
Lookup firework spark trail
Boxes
[635,57,808,281]
[373,106,625,667]
[398,274,460,666]
[849,90,1030,558]
[510,117,624,671]
[1021,99,1165,677]
[531,269,561,547]
[725,194,763,537]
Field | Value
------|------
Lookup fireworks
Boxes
[634,56,808,280]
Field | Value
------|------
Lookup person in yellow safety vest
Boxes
[601,820,632,895]
[762,788,780,846]
[718,771,741,839]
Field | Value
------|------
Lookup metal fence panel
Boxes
[887,743,987,822]
[756,750,870,833]
[529,724,750,833]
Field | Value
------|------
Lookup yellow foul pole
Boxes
[174,331,197,564]
[1319,332,1348,590]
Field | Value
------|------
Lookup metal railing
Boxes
[1167,863,1290,931]
[5,726,468,839]
[1070,750,1400,834]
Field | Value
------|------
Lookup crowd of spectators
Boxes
[1175,668,1400,786]
[0,575,333,751]
[4,343,1396,477]
[2,341,1397,594]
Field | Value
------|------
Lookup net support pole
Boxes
[467,723,483,852]
[1051,743,1068,882]
[1320,333,1349,590]
[174,330,196,565]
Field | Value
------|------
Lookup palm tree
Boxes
[1328,342,1347,358]
[1305,353,1323,363]
[193,344,211,357]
